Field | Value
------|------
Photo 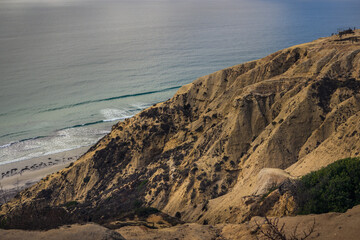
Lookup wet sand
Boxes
[0,146,89,203]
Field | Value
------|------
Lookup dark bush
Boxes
[162,175,170,182]
[0,216,7,229]
[133,199,143,208]
[191,167,198,174]
[135,207,159,217]
[83,176,90,183]
[66,162,74,168]
[137,180,148,190]
[297,157,360,214]
[199,179,210,193]
[37,189,53,200]
[160,123,171,133]
[214,163,222,172]
[64,201,78,209]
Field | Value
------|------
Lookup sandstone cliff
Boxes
[1,31,360,229]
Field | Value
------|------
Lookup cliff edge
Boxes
[1,31,360,229]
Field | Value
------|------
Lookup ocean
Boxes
[0,0,359,165]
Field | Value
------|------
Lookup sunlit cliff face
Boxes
[1,30,360,229]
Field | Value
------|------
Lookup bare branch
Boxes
[255,216,316,240]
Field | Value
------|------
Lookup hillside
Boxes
[1,31,360,229]
[2,205,360,240]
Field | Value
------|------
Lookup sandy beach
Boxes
[0,146,89,203]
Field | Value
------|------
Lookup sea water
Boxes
[0,0,359,164]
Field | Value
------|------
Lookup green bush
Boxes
[137,180,148,191]
[297,157,360,214]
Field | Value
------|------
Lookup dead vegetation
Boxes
[254,216,315,240]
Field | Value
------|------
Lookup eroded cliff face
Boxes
[1,32,360,229]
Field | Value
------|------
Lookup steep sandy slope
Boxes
[1,31,360,229]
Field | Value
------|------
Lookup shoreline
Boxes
[0,146,89,203]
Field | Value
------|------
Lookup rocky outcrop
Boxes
[254,168,293,195]
[1,31,360,229]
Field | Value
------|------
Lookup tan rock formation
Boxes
[1,31,360,229]
[254,168,293,195]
